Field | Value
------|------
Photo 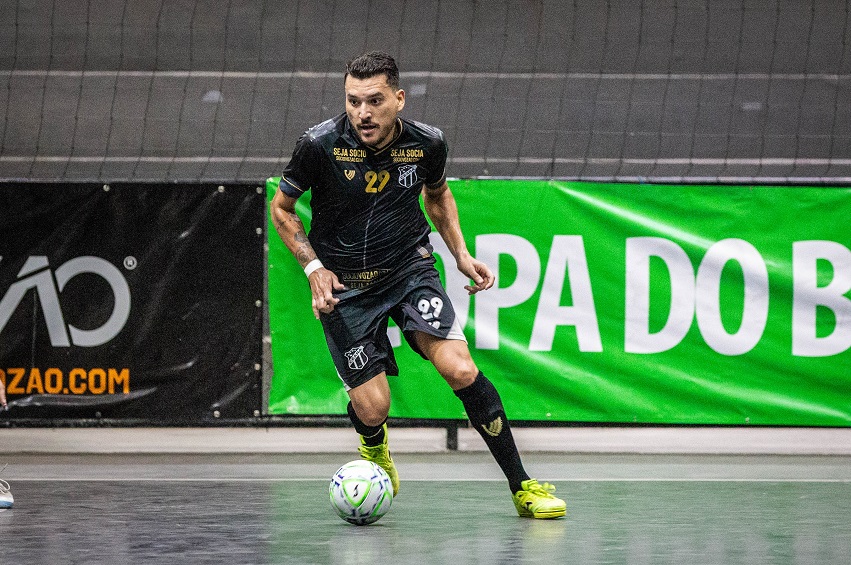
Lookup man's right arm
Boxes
[270,189,343,318]
[270,188,315,268]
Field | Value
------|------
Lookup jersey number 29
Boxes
[364,170,390,193]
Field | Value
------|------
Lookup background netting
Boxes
[1,0,849,183]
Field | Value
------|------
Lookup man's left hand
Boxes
[458,256,495,295]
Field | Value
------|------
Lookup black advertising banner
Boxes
[0,183,264,422]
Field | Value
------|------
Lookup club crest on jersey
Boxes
[397,164,418,188]
[344,169,356,181]
[345,345,368,370]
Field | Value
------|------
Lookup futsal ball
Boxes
[329,460,393,525]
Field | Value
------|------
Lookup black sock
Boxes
[454,373,530,493]
[347,401,386,447]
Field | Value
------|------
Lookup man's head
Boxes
[344,51,405,149]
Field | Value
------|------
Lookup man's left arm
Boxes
[422,181,494,295]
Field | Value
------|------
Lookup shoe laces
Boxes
[524,479,557,498]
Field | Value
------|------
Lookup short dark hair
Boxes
[344,51,399,90]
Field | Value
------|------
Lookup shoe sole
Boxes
[532,509,566,519]
[517,507,566,519]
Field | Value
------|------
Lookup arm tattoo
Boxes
[294,233,314,267]
[288,214,315,267]
[273,208,317,267]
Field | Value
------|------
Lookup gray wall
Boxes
[1,0,849,182]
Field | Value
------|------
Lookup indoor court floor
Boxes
[2,451,850,564]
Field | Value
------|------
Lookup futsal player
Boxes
[270,51,565,519]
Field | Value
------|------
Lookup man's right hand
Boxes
[308,268,346,318]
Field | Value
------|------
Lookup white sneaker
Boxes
[0,478,13,509]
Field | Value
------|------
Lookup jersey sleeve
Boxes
[280,133,321,198]
[424,130,449,188]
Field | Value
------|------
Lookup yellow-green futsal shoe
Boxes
[358,423,400,496]
[513,479,566,519]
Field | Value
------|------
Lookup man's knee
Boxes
[352,402,388,427]
[420,337,478,389]
[442,357,479,390]
[348,373,391,426]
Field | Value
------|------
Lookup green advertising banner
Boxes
[267,178,851,426]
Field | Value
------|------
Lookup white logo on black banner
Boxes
[397,164,418,188]
[0,255,132,347]
[344,345,368,370]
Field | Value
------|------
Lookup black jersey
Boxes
[280,113,448,281]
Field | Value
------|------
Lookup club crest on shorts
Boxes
[397,164,418,188]
[344,345,368,370]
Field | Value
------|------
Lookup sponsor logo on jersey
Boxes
[339,269,391,289]
[333,147,366,163]
[391,148,424,163]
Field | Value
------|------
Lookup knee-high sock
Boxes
[347,401,386,447]
[454,372,530,493]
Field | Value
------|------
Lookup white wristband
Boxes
[303,259,324,277]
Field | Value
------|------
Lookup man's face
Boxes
[344,74,405,149]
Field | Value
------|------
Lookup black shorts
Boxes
[319,255,466,390]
